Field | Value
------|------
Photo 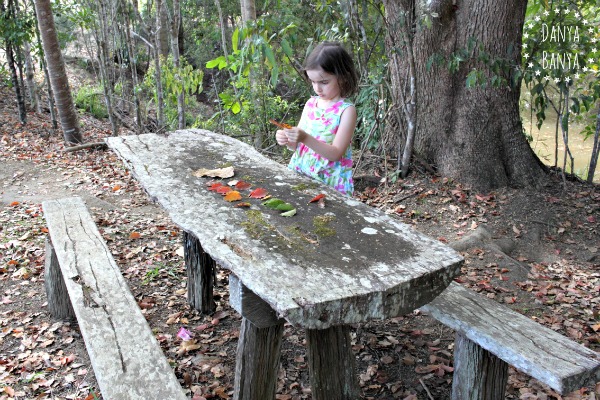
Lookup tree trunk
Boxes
[154,0,165,131]
[587,109,600,183]
[384,0,546,191]
[170,0,185,129]
[1,0,26,124]
[34,0,82,144]
[24,41,42,114]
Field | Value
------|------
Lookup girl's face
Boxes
[306,68,341,103]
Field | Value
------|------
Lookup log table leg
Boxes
[229,274,286,400]
[44,238,75,320]
[234,318,284,400]
[451,332,508,400]
[183,231,216,313]
[306,325,358,400]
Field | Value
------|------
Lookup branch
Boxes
[64,142,108,152]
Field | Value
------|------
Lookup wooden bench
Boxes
[421,282,600,399]
[43,196,186,400]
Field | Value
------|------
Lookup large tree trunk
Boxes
[34,0,82,144]
[384,0,546,191]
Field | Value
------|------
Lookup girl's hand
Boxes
[275,129,288,146]
[284,128,306,145]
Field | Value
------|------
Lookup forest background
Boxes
[0,0,599,399]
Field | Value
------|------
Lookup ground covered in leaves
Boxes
[1,84,599,400]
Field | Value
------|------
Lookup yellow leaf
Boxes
[224,191,242,202]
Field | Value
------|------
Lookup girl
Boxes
[275,42,359,196]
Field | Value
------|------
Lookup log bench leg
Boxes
[233,318,284,400]
[306,325,358,400]
[44,238,75,320]
[452,332,508,400]
[183,231,216,313]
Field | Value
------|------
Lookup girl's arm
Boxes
[285,105,357,162]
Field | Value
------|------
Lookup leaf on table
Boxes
[249,188,268,199]
[263,198,285,209]
[308,193,325,203]
[276,203,295,212]
[235,180,252,190]
[208,182,224,191]
[281,209,297,217]
[192,166,234,178]
[216,186,232,195]
[224,191,242,202]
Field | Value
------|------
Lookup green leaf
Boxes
[276,203,295,212]
[231,102,241,114]
[280,209,297,217]
[264,44,276,67]
[281,39,293,57]
[206,56,225,69]
[263,198,285,209]
[232,28,239,53]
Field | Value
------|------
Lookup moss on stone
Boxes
[313,215,336,237]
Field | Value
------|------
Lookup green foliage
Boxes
[143,56,204,129]
[74,85,108,119]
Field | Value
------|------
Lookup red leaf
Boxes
[216,186,232,195]
[249,188,268,199]
[308,194,325,203]
[235,181,252,190]
[208,182,224,192]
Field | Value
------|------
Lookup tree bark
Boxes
[24,41,42,113]
[451,332,508,400]
[34,0,82,144]
[587,109,600,183]
[1,0,26,124]
[169,0,185,129]
[384,0,546,191]
[154,0,165,131]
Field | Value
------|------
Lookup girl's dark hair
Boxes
[303,42,359,98]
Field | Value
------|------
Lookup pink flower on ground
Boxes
[177,327,193,341]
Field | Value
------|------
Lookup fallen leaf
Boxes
[235,181,252,190]
[234,202,251,208]
[208,182,224,191]
[309,194,325,203]
[193,166,234,178]
[249,188,268,199]
[281,209,297,217]
[216,186,232,195]
[263,198,285,209]
[224,191,242,202]
[129,232,141,239]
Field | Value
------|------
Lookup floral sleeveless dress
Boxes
[288,97,354,195]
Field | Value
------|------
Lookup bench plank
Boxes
[43,197,186,400]
[421,282,600,394]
